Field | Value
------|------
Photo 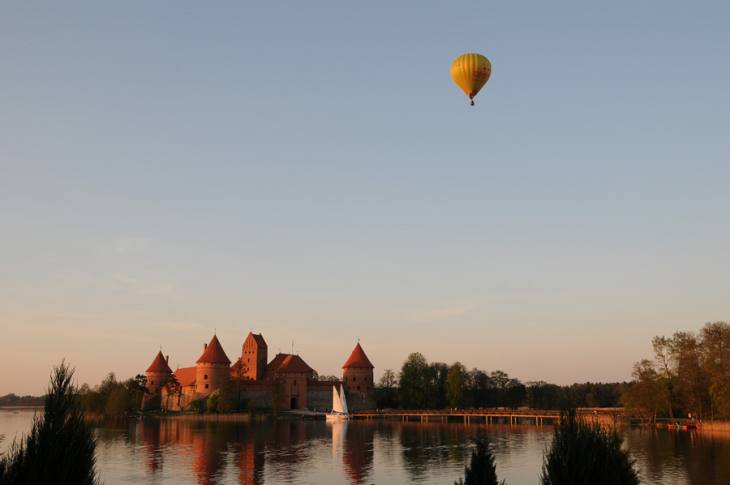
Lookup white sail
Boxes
[339,384,349,415]
[332,385,344,414]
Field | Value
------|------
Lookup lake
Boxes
[2,409,730,484]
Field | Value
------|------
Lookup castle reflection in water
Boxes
[92,416,730,485]
[123,418,377,485]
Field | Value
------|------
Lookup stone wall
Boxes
[240,384,272,409]
[346,391,375,412]
[307,383,334,412]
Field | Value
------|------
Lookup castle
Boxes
[143,332,375,412]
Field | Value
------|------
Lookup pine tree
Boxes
[0,362,99,485]
[455,437,504,485]
[541,409,638,485]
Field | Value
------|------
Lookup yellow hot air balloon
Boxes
[451,53,491,106]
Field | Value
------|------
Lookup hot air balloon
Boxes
[451,53,491,106]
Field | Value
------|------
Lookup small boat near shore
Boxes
[326,384,350,422]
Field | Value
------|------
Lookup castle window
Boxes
[357,386,361,391]
[205,384,209,389]
[204,374,208,380]
[353,377,357,382]
[150,380,154,385]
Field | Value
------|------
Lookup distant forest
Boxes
[374,352,625,411]
[0,394,44,407]
[375,321,730,421]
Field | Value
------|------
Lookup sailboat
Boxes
[326,384,350,422]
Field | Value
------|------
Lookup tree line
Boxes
[0,394,44,408]
[622,321,730,422]
[76,372,147,417]
[375,352,625,410]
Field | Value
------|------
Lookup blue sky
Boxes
[2,2,729,394]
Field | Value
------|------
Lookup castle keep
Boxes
[144,332,375,412]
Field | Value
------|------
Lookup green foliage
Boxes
[398,353,431,408]
[0,394,44,407]
[397,353,535,410]
[622,360,666,422]
[189,399,204,414]
[394,353,624,411]
[626,322,730,420]
[142,394,162,412]
[78,371,147,417]
[375,369,399,408]
[540,410,638,485]
[447,363,467,408]
[428,362,448,409]
[0,362,99,485]
[455,437,504,485]
[207,390,221,413]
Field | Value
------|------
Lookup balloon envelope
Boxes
[451,53,491,104]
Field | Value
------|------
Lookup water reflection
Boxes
[343,422,374,483]
[624,428,730,485]
[4,410,730,484]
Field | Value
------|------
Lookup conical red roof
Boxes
[146,351,172,374]
[196,335,231,365]
[342,343,374,369]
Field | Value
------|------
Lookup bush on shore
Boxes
[540,409,638,485]
[0,362,99,485]
[455,437,504,485]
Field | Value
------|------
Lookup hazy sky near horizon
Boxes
[2,2,730,395]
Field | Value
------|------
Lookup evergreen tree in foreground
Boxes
[455,437,504,485]
[0,362,99,485]
[541,409,638,485]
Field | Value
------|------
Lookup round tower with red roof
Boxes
[145,350,172,395]
[195,334,231,397]
[342,342,375,411]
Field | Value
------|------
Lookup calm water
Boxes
[2,410,730,484]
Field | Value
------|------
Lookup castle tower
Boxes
[195,334,231,397]
[240,332,268,381]
[342,342,375,411]
[145,350,172,395]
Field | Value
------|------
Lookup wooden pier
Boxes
[351,408,623,427]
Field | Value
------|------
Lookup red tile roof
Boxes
[173,367,196,387]
[146,351,173,374]
[245,332,267,348]
[196,335,231,365]
[342,343,374,369]
[267,353,314,374]
[266,353,287,373]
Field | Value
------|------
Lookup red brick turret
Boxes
[342,343,375,411]
[195,335,231,397]
[145,350,172,394]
